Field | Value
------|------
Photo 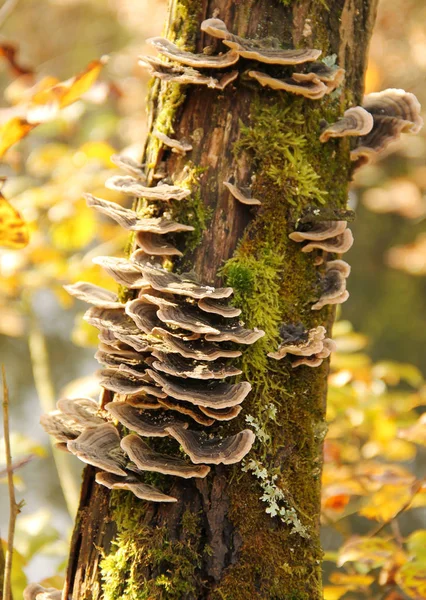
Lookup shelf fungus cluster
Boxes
[24,584,62,600]
[320,89,423,169]
[138,18,345,102]
[40,159,264,503]
[268,324,336,368]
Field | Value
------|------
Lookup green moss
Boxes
[101,493,202,600]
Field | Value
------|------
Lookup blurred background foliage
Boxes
[0,0,425,598]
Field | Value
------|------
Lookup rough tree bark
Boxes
[63,1,378,598]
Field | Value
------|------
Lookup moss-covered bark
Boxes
[64,1,379,598]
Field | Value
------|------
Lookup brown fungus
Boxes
[223,181,261,206]
[319,106,374,143]
[248,70,327,99]
[95,471,177,502]
[307,62,345,93]
[147,36,239,69]
[140,264,233,299]
[24,584,62,600]
[111,154,146,179]
[153,328,242,361]
[85,194,194,233]
[292,338,336,368]
[93,256,146,289]
[105,401,188,437]
[151,350,242,379]
[40,411,82,443]
[97,369,163,396]
[197,296,241,318]
[105,175,191,201]
[121,433,210,478]
[289,220,347,242]
[311,268,348,310]
[201,18,321,65]
[134,231,183,257]
[325,259,351,278]
[56,397,104,428]
[153,129,193,155]
[138,55,238,89]
[125,298,162,333]
[165,424,255,465]
[199,404,243,421]
[156,304,222,335]
[301,228,354,253]
[67,423,127,476]
[64,281,121,309]
[205,324,265,344]
[351,89,423,166]
[147,369,251,409]
[158,397,215,426]
[84,306,140,336]
[268,324,326,360]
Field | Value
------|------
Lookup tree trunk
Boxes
[64,1,378,598]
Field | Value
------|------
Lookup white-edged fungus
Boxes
[311,269,348,310]
[95,471,177,502]
[67,423,127,476]
[111,154,146,179]
[197,296,241,318]
[248,70,327,99]
[301,229,354,253]
[140,264,233,299]
[84,306,140,336]
[24,584,62,600]
[153,129,193,155]
[156,304,222,335]
[121,433,210,478]
[125,299,162,333]
[64,281,121,309]
[320,107,374,143]
[153,329,242,361]
[135,232,183,257]
[151,350,242,379]
[205,325,265,345]
[268,324,326,360]
[92,256,146,289]
[289,221,347,242]
[165,424,255,464]
[105,175,191,201]
[147,36,240,69]
[105,401,188,437]
[223,181,261,206]
[158,397,215,426]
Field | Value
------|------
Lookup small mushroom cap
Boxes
[153,329,242,361]
[93,256,146,289]
[64,281,121,309]
[248,71,327,99]
[140,264,233,299]
[158,397,215,426]
[105,175,191,201]
[153,129,192,154]
[98,368,164,396]
[312,289,349,310]
[363,88,423,133]
[135,232,183,257]
[113,332,153,353]
[301,228,354,253]
[95,343,143,369]
[105,401,188,437]
[151,350,242,379]
[199,404,242,421]
[319,107,374,143]
[165,424,256,464]
[125,299,161,333]
[95,471,177,502]
[289,220,347,242]
[291,355,324,368]
[197,297,241,318]
[85,194,194,233]
[121,433,210,478]
[147,36,240,69]
[147,369,251,409]
[223,181,261,206]
[231,45,321,66]
[200,18,230,40]
[308,62,345,92]
[205,325,265,345]
[268,324,326,360]
[40,411,81,443]
[111,154,146,178]
[67,423,127,475]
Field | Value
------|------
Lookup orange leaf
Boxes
[0,180,29,249]
[0,117,36,158]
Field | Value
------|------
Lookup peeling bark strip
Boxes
[63,1,379,599]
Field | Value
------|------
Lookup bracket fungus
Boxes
[351,88,423,166]
[290,220,354,254]
[201,18,321,65]
[311,260,351,310]
[24,584,62,600]
[111,154,146,178]
[121,433,210,478]
[165,425,256,465]
[320,106,374,143]
[268,324,326,360]
[153,129,193,154]
[248,70,328,100]
[223,181,261,206]
[40,143,264,502]
[147,36,240,69]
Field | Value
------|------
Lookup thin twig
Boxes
[2,365,22,600]
[0,453,35,478]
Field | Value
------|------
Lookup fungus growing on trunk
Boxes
[223,181,261,205]
[105,401,188,436]
[151,350,242,379]
[165,424,256,465]
[64,282,121,308]
[268,324,326,360]
[67,423,127,476]
[319,106,374,142]
[312,266,349,310]
[95,472,177,502]
[92,256,146,288]
[111,154,146,178]
[121,433,211,478]
[24,584,62,600]
[147,37,240,69]
[105,175,191,200]
[134,232,183,256]
[248,71,328,99]
[152,129,193,154]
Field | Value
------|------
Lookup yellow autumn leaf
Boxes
[338,536,398,569]
[0,181,30,248]
[323,585,349,600]
[407,531,426,561]
[329,572,374,587]
[50,199,97,251]
[0,117,36,158]
[30,57,108,111]
[75,141,116,168]
[396,561,426,600]
[359,485,414,522]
